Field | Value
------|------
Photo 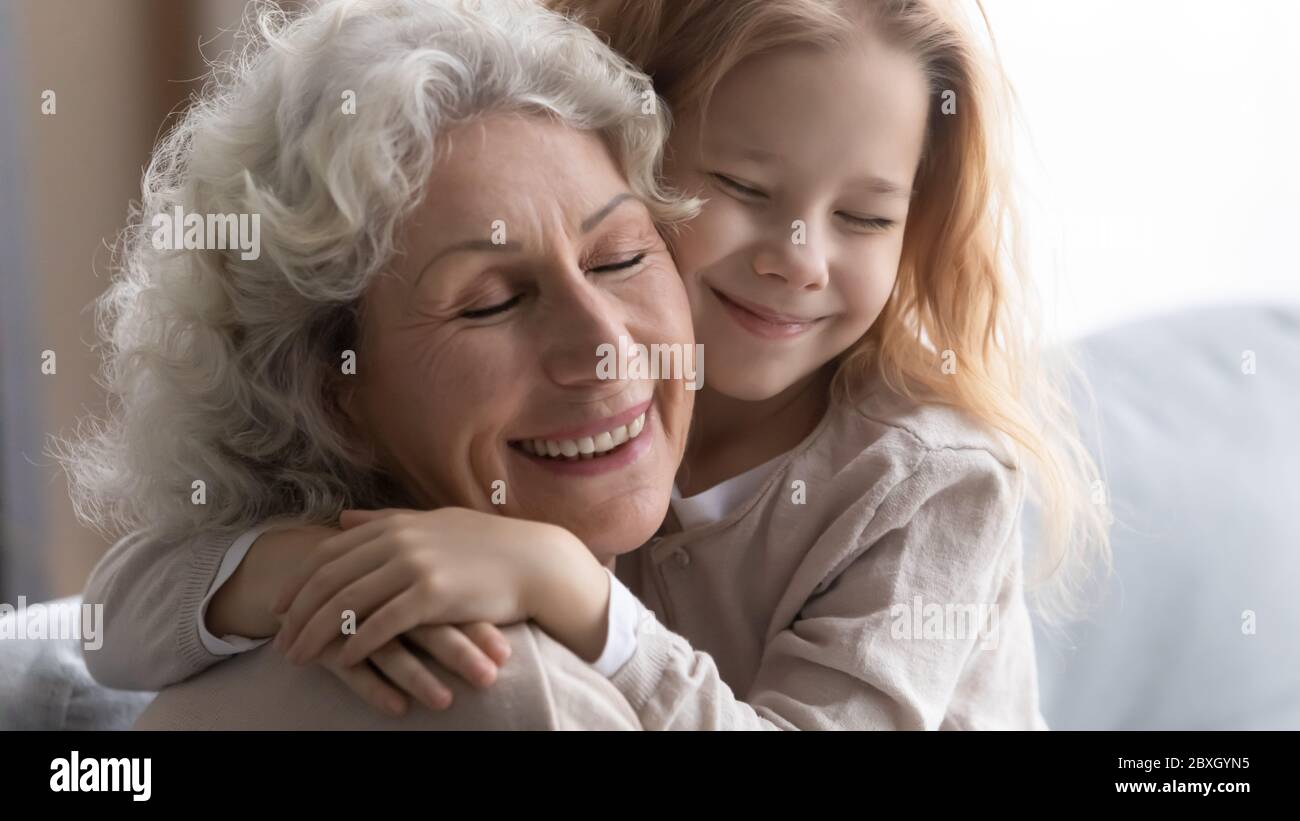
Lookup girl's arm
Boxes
[604,448,1040,730]
[81,526,268,691]
[204,525,334,640]
[83,522,513,712]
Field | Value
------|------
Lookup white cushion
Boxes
[0,596,154,730]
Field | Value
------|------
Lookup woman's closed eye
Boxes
[457,253,648,320]
[459,294,522,319]
[588,252,646,274]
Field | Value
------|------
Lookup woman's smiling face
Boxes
[663,34,931,401]
[347,114,695,562]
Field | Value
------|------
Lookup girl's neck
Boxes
[679,364,834,497]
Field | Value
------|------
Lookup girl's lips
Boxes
[711,287,822,340]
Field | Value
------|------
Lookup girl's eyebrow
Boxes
[711,135,913,200]
[708,137,778,164]
[845,175,914,199]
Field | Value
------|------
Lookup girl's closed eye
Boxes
[709,172,767,200]
[836,212,895,232]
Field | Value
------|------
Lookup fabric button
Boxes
[672,548,691,568]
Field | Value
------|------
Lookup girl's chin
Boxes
[701,367,801,403]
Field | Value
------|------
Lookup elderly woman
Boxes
[70,0,696,728]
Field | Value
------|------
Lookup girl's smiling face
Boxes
[664,30,931,401]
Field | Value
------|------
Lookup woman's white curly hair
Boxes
[55,0,695,542]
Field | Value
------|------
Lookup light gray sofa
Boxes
[3,301,1297,730]
[0,596,153,729]
[1033,301,1300,729]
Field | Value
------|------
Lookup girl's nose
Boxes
[750,220,830,291]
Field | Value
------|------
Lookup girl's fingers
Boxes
[274,539,389,651]
[458,622,513,667]
[320,642,409,717]
[284,561,415,664]
[335,586,431,668]
[403,624,499,689]
[270,528,369,615]
[271,517,400,615]
[368,640,453,712]
[339,508,406,531]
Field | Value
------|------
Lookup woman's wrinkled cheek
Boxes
[626,265,696,457]
[351,320,484,507]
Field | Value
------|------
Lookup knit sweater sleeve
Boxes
[607,447,1038,730]
[81,527,240,691]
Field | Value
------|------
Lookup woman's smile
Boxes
[509,400,656,477]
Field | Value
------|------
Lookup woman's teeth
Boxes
[519,412,646,460]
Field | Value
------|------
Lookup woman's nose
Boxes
[750,217,830,291]
[539,279,631,388]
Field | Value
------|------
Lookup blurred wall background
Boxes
[1,0,246,601]
[985,0,1300,337]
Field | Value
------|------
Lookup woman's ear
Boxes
[337,380,359,433]
[327,369,380,469]
[322,301,380,467]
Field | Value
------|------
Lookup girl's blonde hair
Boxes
[551,0,1113,620]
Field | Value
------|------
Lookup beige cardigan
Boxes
[87,375,1046,730]
[610,382,1046,729]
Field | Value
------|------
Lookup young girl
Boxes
[79,0,1109,729]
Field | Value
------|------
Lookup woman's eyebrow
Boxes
[581,192,637,232]
[413,192,637,291]
[414,238,523,290]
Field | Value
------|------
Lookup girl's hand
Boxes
[270,507,606,669]
[316,623,512,716]
[248,524,514,710]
